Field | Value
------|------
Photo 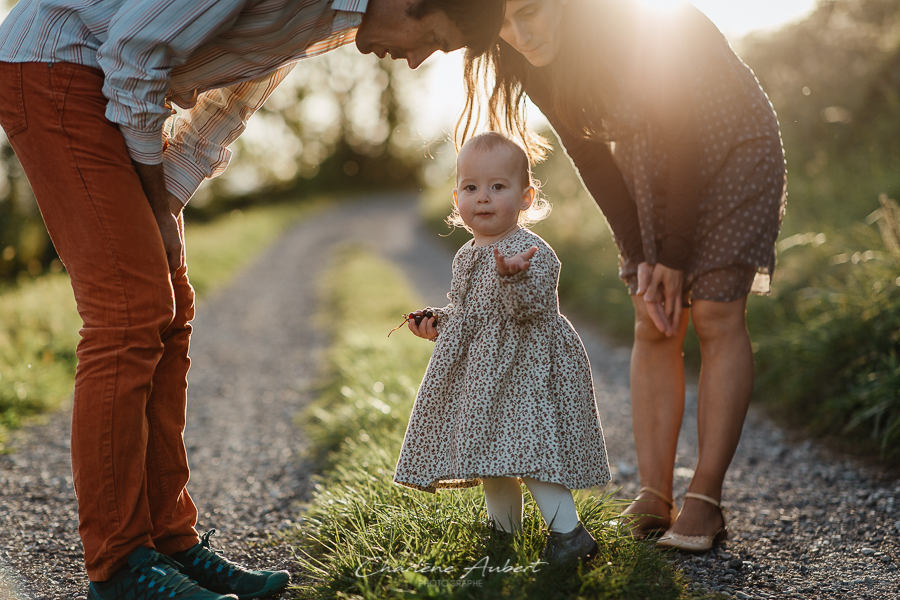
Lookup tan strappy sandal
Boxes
[656,492,728,552]
[610,486,678,540]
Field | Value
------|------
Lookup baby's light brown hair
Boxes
[447,132,552,232]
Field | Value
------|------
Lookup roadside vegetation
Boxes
[0,200,320,450]
[289,245,714,600]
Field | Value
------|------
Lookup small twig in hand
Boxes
[387,309,437,337]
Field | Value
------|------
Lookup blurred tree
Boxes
[0,134,56,281]
[188,47,429,219]
[739,0,900,229]
[0,41,435,275]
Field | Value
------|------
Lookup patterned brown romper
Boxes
[525,2,787,302]
[393,229,610,493]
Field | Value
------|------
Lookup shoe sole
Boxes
[656,528,729,553]
[90,581,241,600]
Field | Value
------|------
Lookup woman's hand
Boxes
[636,262,684,337]
[407,309,438,340]
[494,246,538,277]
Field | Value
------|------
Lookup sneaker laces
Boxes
[182,529,239,578]
[131,551,198,598]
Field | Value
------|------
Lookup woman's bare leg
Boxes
[669,296,753,536]
[621,297,690,527]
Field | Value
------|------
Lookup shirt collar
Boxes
[331,0,368,12]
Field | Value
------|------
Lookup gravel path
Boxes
[1,196,897,600]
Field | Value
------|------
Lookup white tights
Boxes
[482,477,580,534]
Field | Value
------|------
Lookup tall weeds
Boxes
[748,197,900,458]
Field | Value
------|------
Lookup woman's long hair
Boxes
[456,0,631,160]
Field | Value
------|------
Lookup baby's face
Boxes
[454,145,534,247]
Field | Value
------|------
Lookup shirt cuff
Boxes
[120,125,165,165]
[163,150,208,206]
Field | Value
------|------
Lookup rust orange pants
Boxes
[0,62,200,580]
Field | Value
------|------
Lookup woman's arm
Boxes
[554,126,646,265]
[524,77,645,265]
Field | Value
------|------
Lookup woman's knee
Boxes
[691,298,748,342]
[632,297,678,344]
[483,476,522,495]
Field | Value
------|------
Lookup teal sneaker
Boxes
[88,545,237,600]
[169,530,290,600]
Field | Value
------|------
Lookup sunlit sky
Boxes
[411,0,819,138]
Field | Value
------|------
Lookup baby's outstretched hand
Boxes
[494,246,538,277]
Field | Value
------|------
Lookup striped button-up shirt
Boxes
[0,0,368,203]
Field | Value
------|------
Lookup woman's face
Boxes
[500,0,567,67]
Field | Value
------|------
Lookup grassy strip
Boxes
[0,276,81,438]
[0,199,322,450]
[290,245,708,600]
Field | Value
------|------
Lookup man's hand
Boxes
[133,162,184,273]
[636,261,684,337]
[494,246,538,277]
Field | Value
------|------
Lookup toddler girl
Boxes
[393,132,610,564]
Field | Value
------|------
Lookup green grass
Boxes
[0,199,323,451]
[0,275,81,439]
[288,245,713,600]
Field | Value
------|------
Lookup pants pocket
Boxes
[0,62,27,137]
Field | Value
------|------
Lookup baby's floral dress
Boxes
[394,228,610,493]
